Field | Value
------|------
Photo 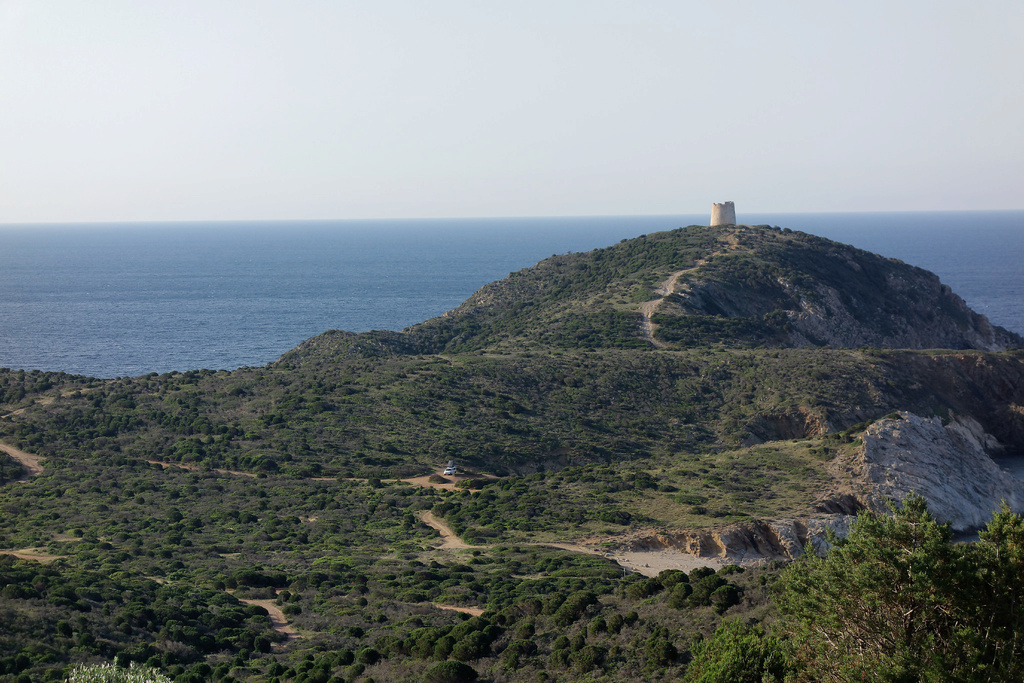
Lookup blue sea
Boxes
[0,211,1021,378]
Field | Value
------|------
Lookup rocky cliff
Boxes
[845,412,1024,531]
[618,515,853,564]
[660,226,1023,351]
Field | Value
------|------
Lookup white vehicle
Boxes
[443,461,457,476]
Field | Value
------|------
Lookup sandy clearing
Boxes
[403,472,498,492]
[0,441,45,479]
[524,542,723,577]
[0,547,65,563]
[608,550,724,577]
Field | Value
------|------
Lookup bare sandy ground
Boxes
[0,441,45,480]
[0,547,65,563]
[608,550,724,577]
[417,509,722,578]
[403,472,498,492]
[431,603,485,617]
[532,543,724,577]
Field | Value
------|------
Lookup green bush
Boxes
[776,496,1024,681]
[684,621,792,683]
[423,660,478,683]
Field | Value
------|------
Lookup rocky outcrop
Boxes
[669,226,1024,351]
[902,353,1024,452]
[782,278,1016,351]
[618,515,852,565]
[745,406,832,443]
[851,412,1024,531]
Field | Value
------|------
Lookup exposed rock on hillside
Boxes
[849,412,1024,531]
[619,516,853,564]
[658,227,1022,351]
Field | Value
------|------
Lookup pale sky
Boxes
[1,1,1021,222]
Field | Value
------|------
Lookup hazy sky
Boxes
[1,1,1021,222]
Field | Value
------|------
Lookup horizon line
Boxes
[2,208,1023,228]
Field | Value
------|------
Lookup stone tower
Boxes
[710,201,736,226]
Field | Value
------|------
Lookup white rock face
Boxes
[710,201,736,226]
[854,412,1024,531]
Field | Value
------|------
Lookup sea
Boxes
[0,211,1022,379]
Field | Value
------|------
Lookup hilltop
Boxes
[1,223,1024,681]
[282,224,1021,361]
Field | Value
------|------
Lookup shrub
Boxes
[775,495,1024,681]
[709,585,740,614]
[625,577,663,600]
[573,645,607,673]
[423,660,478,683]
[451,631,491,661]
[667,582,693,609]
[684,621,792,683]
[552,590,598,627]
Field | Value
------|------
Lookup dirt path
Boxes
[637,232,746,347]
[638,264,703,347]
[0,547,65,563]
[235,597,300,642]
[0,441,45,480]
[418,511,483,550]
[147,460,257,478]
[431,603,485,617]
[417,510,722,577]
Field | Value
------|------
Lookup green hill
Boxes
[1,223,1023,681]
[283,224,1020,357]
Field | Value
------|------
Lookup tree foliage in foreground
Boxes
[774,496,1024,682]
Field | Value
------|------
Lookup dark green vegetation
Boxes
[2,224,1024,681]
[771,498,1024,682]
[0,452,25,484]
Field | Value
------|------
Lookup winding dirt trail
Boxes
[237,598,299,642]
[638,263,707,347]
[418,511,484,550]
[146,460,257,478]
[0,442,45,480]
[637,233,745,347]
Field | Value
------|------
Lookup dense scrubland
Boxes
[2,225,1024,681]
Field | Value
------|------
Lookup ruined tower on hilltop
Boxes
[710,201,736,226]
